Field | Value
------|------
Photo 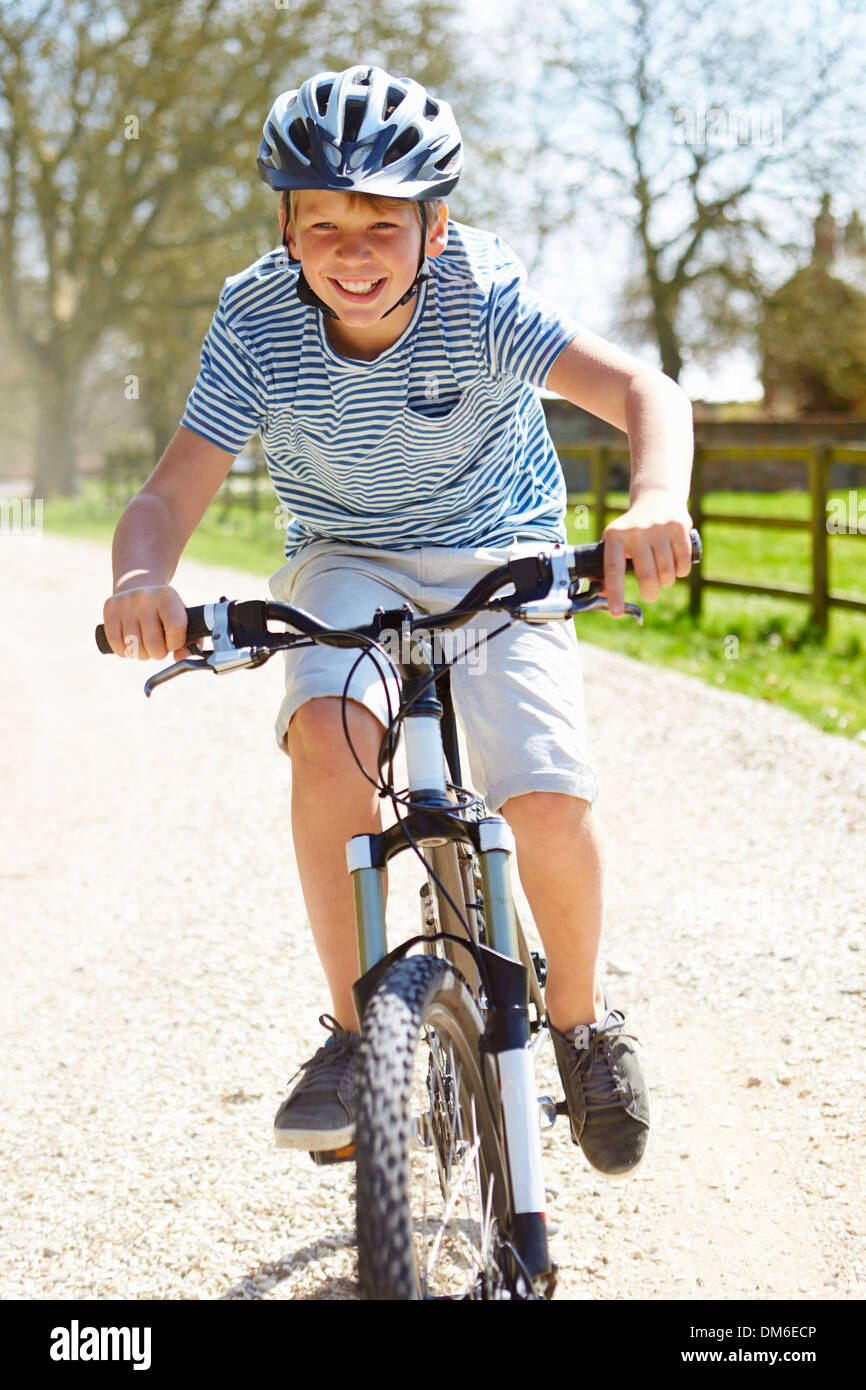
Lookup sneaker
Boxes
[274,1014,360,1151]
[549,1006,650,1178]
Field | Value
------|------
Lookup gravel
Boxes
[1,532,864,1301]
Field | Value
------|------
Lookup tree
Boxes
[760,195,866,415]
[523,0,866,384]
[0,0,475,494]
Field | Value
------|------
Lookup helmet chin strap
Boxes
[283,204,429,322]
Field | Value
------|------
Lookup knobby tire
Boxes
[355,954,518,1300]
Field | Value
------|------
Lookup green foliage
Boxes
[760,265,866,414]
[566,488,866,742]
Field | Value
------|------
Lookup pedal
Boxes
[538,1096,558,1130]
[309,1142,356,1166]
[537,1096,571,1131]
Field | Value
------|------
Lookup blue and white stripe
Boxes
[181,220,582,558]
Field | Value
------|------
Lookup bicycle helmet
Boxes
[257,65,462,319]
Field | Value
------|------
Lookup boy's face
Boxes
[285,190,447,353]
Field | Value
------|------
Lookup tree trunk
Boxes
[31,363,81,498]
[650,291,684,382]
[657,326,683,383]
[142,401,180,468]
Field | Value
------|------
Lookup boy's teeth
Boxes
[336,279,379,293]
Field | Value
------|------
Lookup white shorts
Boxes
[268,539,599,812]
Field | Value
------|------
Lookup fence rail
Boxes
[558,440,866,635]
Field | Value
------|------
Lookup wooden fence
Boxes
[558,440,866,634]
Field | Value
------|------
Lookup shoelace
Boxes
[571,1012,637,1111]
[285,1013,359,1090]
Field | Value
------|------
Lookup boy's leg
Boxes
[268,543,426,1150]
[430,544,648,1176]
[273,696,385,1152]
[499,790,605,1031]
[285,695,386,1035]
[501,789,649,1177]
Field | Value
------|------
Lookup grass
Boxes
[567,489,866,744]
[43,478,866,746]
[41,479,287,577]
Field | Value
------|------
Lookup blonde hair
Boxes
[280,188,444,236]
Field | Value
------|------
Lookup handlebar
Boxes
[95,530,702,657]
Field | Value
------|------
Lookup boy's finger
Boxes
[628,534,659,604]
[652,535,678,589]
[603,531,627,616]
[672,522,695,577]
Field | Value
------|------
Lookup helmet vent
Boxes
[289,118,312,159]
[386,86,405,117]
[344,97,365,143]
[434,148,459,172]
[424,99,440,119]
[314,81,332,115]
[383,126,419,166]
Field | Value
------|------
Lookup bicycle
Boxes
[96,528,701,1301]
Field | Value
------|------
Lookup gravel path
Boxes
[2,532,864,1301]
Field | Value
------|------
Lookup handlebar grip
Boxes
[571,526,702,580]
[94,604,212,654]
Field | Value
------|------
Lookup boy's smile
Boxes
[328,275,388,304]
[285,190,448,359]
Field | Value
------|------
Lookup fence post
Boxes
[809,442,829,637]
[590,444,607,541]
[689,442,704,620]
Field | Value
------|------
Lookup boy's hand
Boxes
[102,584,190,660]
[601,490,694,617]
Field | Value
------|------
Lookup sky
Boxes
[458,0,853,403]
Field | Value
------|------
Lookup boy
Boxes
[103,65,694,1178]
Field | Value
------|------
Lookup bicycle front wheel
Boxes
[355,954,517,1300]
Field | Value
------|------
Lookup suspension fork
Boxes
[475,823,552,1287]
[347,816,553,1288]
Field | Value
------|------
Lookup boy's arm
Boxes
[104,424,238,658]
[546,329,694,616]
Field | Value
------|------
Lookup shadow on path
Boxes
[219,1232,358,1301]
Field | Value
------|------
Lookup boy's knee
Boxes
[286,697,383,773]
[503,790,594,836]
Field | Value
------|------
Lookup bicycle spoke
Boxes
[409,1026,504,1297]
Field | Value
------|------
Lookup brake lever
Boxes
[144,600,274,697]
[569,583,643,624]
[144,645,211,697]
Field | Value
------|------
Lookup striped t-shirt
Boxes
[181,219,582,559]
